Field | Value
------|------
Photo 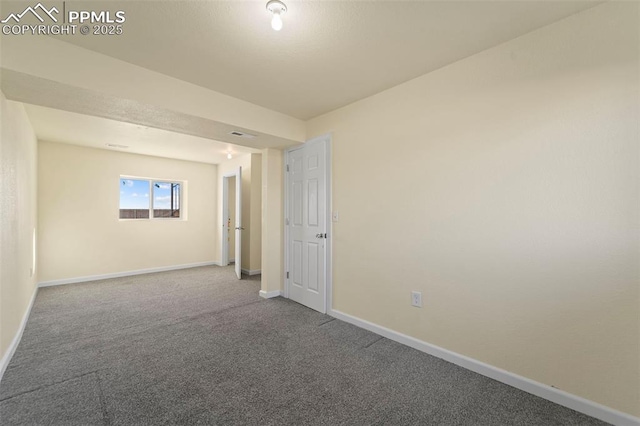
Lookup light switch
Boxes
[332,211,339,222]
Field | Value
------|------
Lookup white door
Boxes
[235,167,242,279]
[287,139,327,313]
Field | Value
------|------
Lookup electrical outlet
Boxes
[411,291,422,308]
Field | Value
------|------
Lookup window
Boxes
[153,181,181,218]
[120,178,182,219]
[119,178,150,219]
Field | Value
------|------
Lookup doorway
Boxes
[227,176,236,264]
[221,167,243,279]
[284,135,331,313]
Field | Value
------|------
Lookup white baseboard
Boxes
[0,285,38,385]
[329,309,639,426]
[242,268,262,276]
[259,289,282,299]
[38,261,220,287]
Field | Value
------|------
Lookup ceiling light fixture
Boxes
[266,0,286,31]
[227,152,233,159]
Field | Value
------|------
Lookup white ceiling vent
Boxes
[106,143,129,149]
[229,131,256,139]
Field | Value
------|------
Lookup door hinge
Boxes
[286,164,290,172]
[285,218,289,225]
[286,271,290,279]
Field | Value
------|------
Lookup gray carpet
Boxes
[0,265,606,425]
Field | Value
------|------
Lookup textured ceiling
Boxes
[24,104,259,165]
[1,0,601,162]
[2,69,299,150]
[50,0,600,120]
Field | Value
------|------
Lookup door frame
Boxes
[220,168,242,274]
[283,134,333,314]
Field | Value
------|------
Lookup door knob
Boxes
[235,227,245,230]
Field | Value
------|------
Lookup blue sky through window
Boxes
[153,182,180,210]
[120,179,150,209]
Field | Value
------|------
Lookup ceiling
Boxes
[3,0,601,163]
[2,69,298,151]
[24,104,259,165]
[52,0,601,120]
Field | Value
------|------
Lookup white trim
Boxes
[329,309,639,426]
[259,289,282,299]
[38,261,219,287]
[0,285,38,384]
[241,268,261,276]
[283,147,291,299]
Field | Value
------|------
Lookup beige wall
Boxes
[38,142,217,282]
[249,154,262,272]
[306,2,639,417]
[261,149,284,293]
[217,153,262,272]
[0,94,38,361]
